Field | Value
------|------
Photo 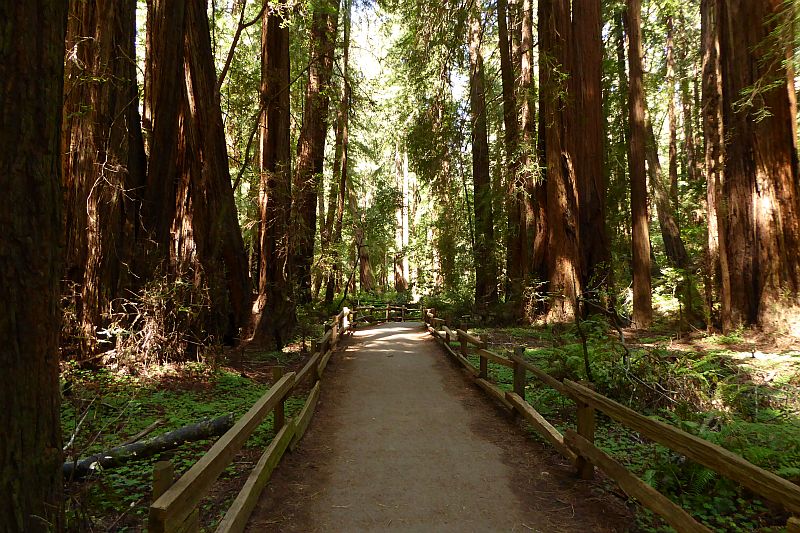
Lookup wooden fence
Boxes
[148,308,355,533]
[353,303,423,323]
[424,309,800,533]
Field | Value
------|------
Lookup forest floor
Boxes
[248,321,632,532]
[468,320,800,532]
[58,315,799,531]
[60,337,318,531]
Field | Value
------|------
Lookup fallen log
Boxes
[63,414,235,481]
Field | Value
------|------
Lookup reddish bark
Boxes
[572,0,610,301]
[540,0,581,322]
[626,0,653,328]
[719,0,800,330]
[468,8,499,309]
[141,0,185,266]
[292,0,340,303]
[62,0,147,358]
[702,0,728,327]
[0,1,67,527]
[253,1,296,347]
[499,0,525,313]
[182,0,251,339]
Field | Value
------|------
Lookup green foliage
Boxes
[61,363,306,529]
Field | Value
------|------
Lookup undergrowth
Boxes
[467,318,800,532]
[61,355,304,531]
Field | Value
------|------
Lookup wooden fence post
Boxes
[272,366,285,431]
[459,333,468,361]
[575,382,596,480]
[478,335,488,379]
[152,461,174,503]
[512,346,526,399]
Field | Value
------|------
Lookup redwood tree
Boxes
[626,0,653,328]
[498,0,525,313]
[141,0,185,267]
[468,5,498,309]
[539,0,581,322]
[718,0,800,330]
[253,1,296,347]
[0,1,67,528]
[182,0,251,339]
[62,0,147,358]
[702,0,729,326]
[572,0,609,303]
[292,0,340,303]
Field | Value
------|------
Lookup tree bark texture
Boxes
[571,0,610,302]
[540,0,581,322]
[522,0,547,286]
[292,0,340,303]
[323,0,351,303]
[181,0,251,340]
[498,0,525,314]
[0,1,67,529]
[253,1,296,347]
[646,122,689,270]
[141,0,185,268]
[626,0,653,328]
[62,0,147,359]
[666,16,680,209]
[719,0,800,330]
[468,7,498,309]
[702,0,728,328]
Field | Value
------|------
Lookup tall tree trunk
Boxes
[468,6,499,309]
[394,141,409,292]
[292,0,340,303]
[646,123,689,269]
[253,1,296,347]
[540,0,581,322]
[719,0,800,330]
[183,0,251,340]
[626,0,653,328]
[498,0,525,314]
[0,1,66,528]
[679,34,700,186]
[524,0,547,286]
[324,0,351,303]
[62,0,147,359]
[701,0,728,328]
[141,0,185,269]
[572,0,610,305]
[666,15,680,210]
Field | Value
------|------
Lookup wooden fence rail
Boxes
[423,308,800,532]
[149,307,355,532]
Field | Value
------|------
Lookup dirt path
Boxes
[247,322,632,532]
